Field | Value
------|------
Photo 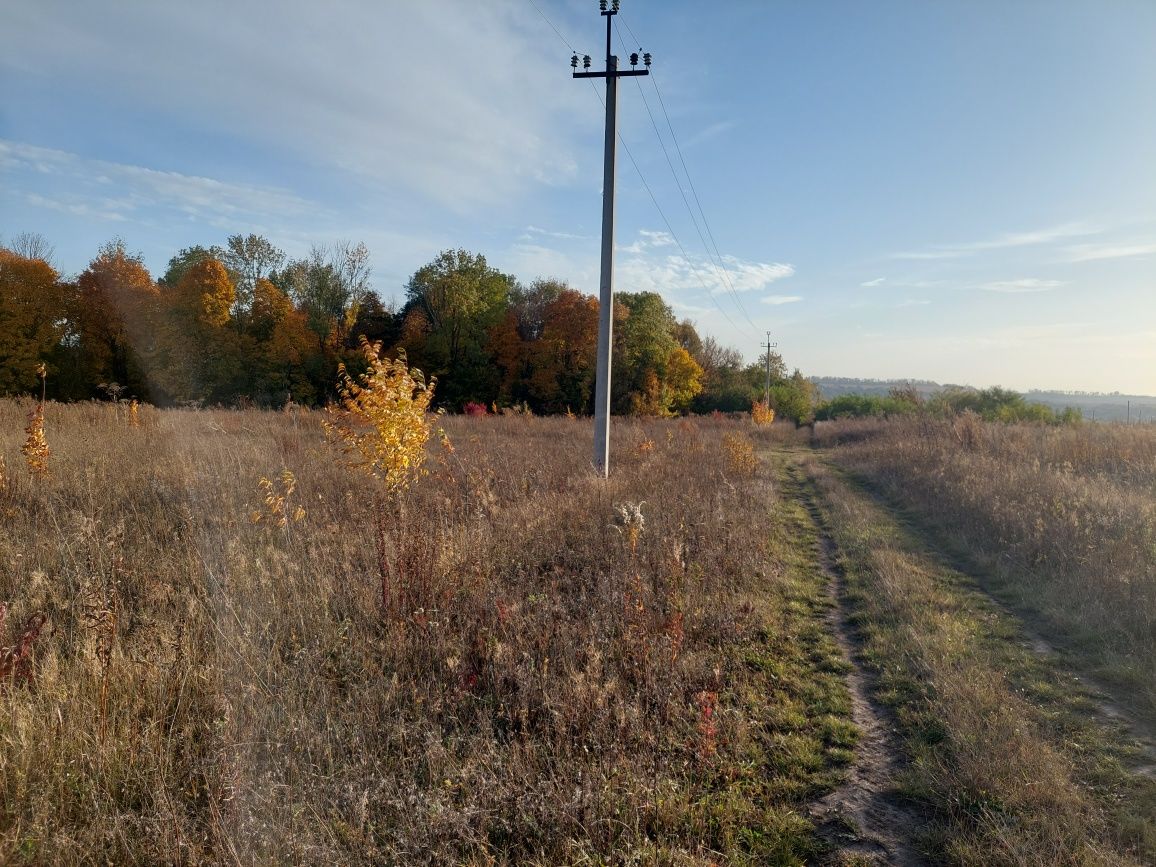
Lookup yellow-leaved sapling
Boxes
[324,337,438,614]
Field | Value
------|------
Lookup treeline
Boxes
[815,383,1083,424]
[0,234,815,418]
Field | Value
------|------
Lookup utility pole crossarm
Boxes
[571,0,653,478]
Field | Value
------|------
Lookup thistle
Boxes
[615,501,646,556]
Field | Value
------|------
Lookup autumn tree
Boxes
[74,240,158,399]
[613,291,703,416]
[490,283,600,413]
[276,241,370,348]
[249,277,319,405]
[4,232,56,265]
[220,234,286,321]
[152,257,245,402]
[0,250,68,395]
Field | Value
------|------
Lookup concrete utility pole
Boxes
[761,332,778,406]
[572,0,650,477]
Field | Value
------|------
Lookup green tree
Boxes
[220,234,286,321]
[401,249,514,408]
[613,292,702,415]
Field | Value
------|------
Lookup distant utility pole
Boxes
[761,332,778,406]
[572,0,650,477]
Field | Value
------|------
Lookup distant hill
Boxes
[811,377,1156,423]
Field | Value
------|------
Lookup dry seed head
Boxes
[615,501,646,554]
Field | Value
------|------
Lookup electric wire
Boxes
[523,0,747,333]
[585,82,746,334]
[614,22,759,338]
[525,0,577,53]
[619,14,767,335]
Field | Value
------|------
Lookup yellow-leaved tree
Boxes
[324,337,438,614]
[324,337,435,491]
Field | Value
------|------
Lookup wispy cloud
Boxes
[978,278,1064,293]
[891,222,1100,261]
[680,121,735,150]
[522,225,592,242]
[1064,240,1156,262]
[860,277,886,287]
[2,139,315,228]
[25,192,128,222]
[761,295,803,305]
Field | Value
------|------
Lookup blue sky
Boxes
[2,0,1154,393]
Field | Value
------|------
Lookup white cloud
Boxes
[523,225,592,242]
[761,295,803,305]
[638,229,675,247]
[978,278,1064,293]
[1064,241,1156,262]
[860,277,886,287]
[0,0,590,211]
[891,222,1100,260]
[25,192,128,223]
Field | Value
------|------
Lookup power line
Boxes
[618,14,764,334]
[525,0,577,53]
[586,81,747,337]
[613,22,759,337]
[524,0,749,337]
[649,69,759,326]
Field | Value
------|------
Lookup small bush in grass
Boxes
[324,338,435,493]
[463,401,487,417]
[751,400,776,426]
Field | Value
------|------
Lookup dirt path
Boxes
[845,472,1156,785]
[804,507,928,866]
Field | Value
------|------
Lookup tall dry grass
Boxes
[1,403,839,864]
[815,416,1156,716]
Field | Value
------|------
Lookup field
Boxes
[3,402,1156,865]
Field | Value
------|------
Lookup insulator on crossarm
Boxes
[583,54,592,69]
[571,54,579,69]
[643,52,651,68]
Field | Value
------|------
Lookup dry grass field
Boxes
[4,402,1156,865]
[2,402,855,865]
[813,416,1156,718]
